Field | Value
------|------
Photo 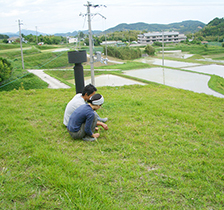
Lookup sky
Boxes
[0,0,224,34]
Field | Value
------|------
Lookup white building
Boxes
[100,40,122,46]
[138,32,187,45]
[68,37,78,44]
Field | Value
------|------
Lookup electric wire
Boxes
[0,50,67,89]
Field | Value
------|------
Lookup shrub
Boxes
[144,44,155,55]
[0,57,13,84]
[104,46,141,60]
[152,41,163,47]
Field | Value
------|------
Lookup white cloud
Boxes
[0,9,28,17]
[0,0,223,34]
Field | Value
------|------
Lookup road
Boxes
[28,69,71,89]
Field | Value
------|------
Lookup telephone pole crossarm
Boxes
[82,2,107,86]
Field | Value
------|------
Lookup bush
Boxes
[222,42,224,47]
[104,46,141,60]
[144,45,155,55]
[0,57,13,84]
[152,41,163,47]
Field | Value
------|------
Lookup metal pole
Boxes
[87,1,95,86]
[105,33,107,58]
[162,30,164,66]
[36,26,38,44]
[18,20,24,69]
[162,30,165,85]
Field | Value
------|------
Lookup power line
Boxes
[80,1,107,86]
[106,3,224,7]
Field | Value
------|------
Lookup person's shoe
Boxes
[82,136,96,142]
[100,117,108,123]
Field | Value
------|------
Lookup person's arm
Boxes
[91,122,108,138]
[84,113,95,136]
[96,121,108,130]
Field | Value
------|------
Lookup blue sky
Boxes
[0,0,223,34]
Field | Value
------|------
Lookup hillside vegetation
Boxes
[194,17,224,42]
[103,21,205,34]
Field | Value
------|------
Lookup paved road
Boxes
[28,69,70,89]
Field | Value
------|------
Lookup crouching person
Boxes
[67,94,108,141]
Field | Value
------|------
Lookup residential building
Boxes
[68,37,78,44]
[7,36,28,44]
[138,32,187,45]
[7,37,19,43]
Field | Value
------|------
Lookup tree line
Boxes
[2,18,224,46]
[0,34,67,45]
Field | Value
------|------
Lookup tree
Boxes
[145,45,155,55]
[0,34,9,39]
[25,34,35,42]
[0,57,13,84]
[92,36,101,46]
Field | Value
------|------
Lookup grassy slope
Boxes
[1,85,224,209]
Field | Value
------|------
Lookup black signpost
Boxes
[68,50,87,94]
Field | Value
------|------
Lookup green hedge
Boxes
[104,46,141,60]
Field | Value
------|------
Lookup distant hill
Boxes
[55,20,205,36]
[54,30,102,37]
[105,20,205,34]
[2,29,47,38]
[1,20,205,38]
[2,29,102,38]
[196,17,224,37]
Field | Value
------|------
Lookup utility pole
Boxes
[18,20,25,69]
[162,30,165,85]
[36,26,38,44]
[82,2,106,86]
[162,30,164,66]
[86,2,95,85]
[105,33,107,59]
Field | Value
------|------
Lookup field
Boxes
[0,42,224,209]
[1,84,224,209]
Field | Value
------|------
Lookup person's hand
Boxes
[97,121,109,130]
[101,123,108,130]
[92,133,100,138]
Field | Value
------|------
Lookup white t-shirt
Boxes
[63,93,85,126]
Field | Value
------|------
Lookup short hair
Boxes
[82,84,97,96]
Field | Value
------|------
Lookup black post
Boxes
[68,50,87,94]
[73,63,85,93]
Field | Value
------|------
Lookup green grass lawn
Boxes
[1,85,224,209]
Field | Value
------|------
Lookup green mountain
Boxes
[105,20,205,34]
[196,17,224,37]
